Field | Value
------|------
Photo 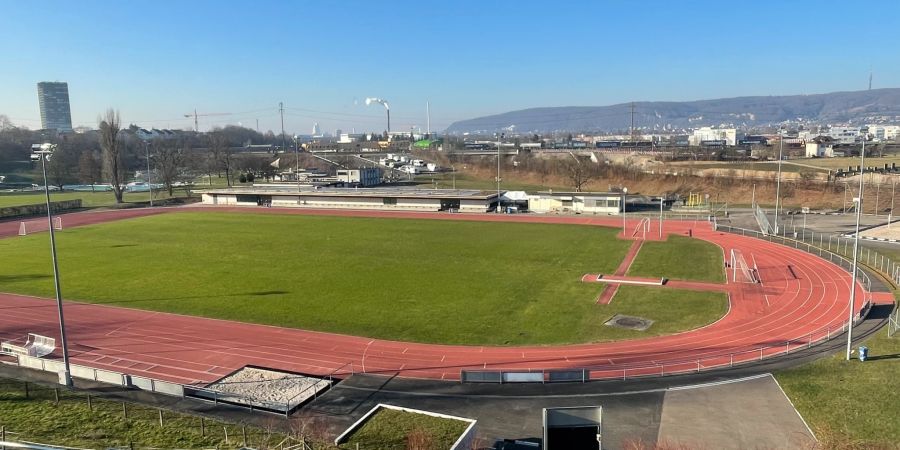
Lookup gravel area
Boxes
[861,223,900,240]
[205,366,331,411]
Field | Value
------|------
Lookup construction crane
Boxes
[184,109,232,132]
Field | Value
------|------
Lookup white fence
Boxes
[2,354,348,417]
[460,223,885,383]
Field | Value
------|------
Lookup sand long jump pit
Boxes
[188,366,332,414]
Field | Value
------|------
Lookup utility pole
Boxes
[846,128,868,361]
[279,102,286,153]
[426,101,431,135]
[630,102,635,142]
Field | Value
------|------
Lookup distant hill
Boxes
[445,88,900,134]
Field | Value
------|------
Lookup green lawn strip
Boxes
[0,378,278,448]
[339,408,469,450]
[775,305,900,447]
[0,212,727,345]
[0,190,187,208]
[627,235,725,283]
[599,286,729,338]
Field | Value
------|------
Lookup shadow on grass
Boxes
[0,274,51,283]
[89,290,291,305]
[866,353,900,361]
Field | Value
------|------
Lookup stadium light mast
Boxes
[774,127,785,235]
[496,132,504,213]
[622,187,628,233]
[846,127,868,361]
[31,143,73,387]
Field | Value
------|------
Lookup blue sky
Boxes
[2,0,899,133]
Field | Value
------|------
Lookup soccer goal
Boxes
[632,217,650,239]
[18,217,62,236]
[729,249,759,283]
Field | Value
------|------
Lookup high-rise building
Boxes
[37,82,73,131]
[312,122,321,136]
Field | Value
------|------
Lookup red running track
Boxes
[0,206,892,384]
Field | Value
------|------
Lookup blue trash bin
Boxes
[859,346,868,362]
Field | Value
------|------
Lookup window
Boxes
[561,199,573,207]
[236,195,257,203]
[383,197,397,205]
[606,199,619,208]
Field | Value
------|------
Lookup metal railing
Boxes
[460,222,888,383]
[1,353,346,417]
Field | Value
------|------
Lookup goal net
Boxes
[18,217,62,236]
[729,249,759,283]
[631,217,650,239]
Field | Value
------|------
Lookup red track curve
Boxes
[0,206,893,384]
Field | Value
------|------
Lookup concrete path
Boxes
[658,374,815,449]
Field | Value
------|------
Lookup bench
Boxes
[1,333,56,358]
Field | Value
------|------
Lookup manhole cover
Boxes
[604,314,654,331]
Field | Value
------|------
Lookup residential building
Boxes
[37,82,73,131]
[827,126,860,145]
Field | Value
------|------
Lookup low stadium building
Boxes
[527,191,623,215]
[198,186,502,213]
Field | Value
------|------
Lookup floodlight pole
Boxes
[774,129,785,235]
[36,145,72,387]
[659,195,663,238]
[622,187,628,233]
[496,133,504,213]
[846,131,867,361]
[145,141,153,207]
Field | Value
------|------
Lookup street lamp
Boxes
[622,187,628,233]
[846,127,868,361]
[774,127,785,235]
[496,133,504,213]
[292,135,300,192]
[30,143,73,387]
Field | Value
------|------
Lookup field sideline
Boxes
[0,211,727,346]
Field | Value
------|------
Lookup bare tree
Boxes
[154,140,185,196]
[0,114,14,131]
[78,149,102,192]
[99,109,124,203]
[562,156,597,192]
[208,131,234,186]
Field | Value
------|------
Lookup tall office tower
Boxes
[37,82,73,131]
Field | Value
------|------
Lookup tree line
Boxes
[0,111,283,203]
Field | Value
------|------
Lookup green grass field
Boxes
[776,313,900,448]
[0,378,279,448]
[0,212,727,345]
[0,190,184,208]
[628,235,726,283]
[338,408,469,450]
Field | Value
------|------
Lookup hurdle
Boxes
[18,216,62,236]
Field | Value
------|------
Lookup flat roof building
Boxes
[37,82,73,132]
[198,186,502,213]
